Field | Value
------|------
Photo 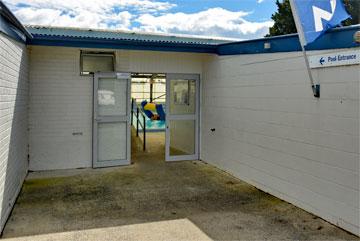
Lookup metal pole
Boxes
[289,0,319,98]
[300,44,319,97]
[131,98,134,124]
[136,108,139,137]
[150,80,153,102]
[143,115,146,151]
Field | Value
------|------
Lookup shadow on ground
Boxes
[1,132,358,240]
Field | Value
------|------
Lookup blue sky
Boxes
[165,0,276,21]
[5,0,278,40]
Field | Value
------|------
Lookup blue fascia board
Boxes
[27,35,218,54]
[217,34,301,55]
[305,25,359,51]
[217,25,360,55]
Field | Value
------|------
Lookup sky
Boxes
[4,0,278,40]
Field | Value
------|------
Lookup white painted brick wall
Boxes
[28,47,93,170]
[201,49,360,235]
[116,50,204,74]
[29,46,204,170]
[0,33,29,231]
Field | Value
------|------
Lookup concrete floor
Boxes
[4,219,212,241]
[2,132,359,240]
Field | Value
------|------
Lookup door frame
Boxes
[92,72,131,168]
[165,73,200,162]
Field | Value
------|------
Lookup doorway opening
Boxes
[131,73,166,163]
[130,73,200,165]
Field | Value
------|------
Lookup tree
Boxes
[266,0,360,37]
[267,0,296,37]
[342,0,359,26]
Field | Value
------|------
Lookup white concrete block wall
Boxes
[116,50,204,74]
[28,47,93,170]
[0,33,29,231]
[29,46,204,170]
[201,49,360,235]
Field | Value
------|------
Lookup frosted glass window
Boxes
[98,78,127,116]
[169,120,195,156]
[98,123,127,162]
[169,79,196,115]
[81,52,115,75]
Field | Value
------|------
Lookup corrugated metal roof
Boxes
[26,26,232,45]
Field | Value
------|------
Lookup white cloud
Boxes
[13,7,132,29]
[5,0,175,29]
[257,0,265,3]
[135,8,273,39]
[4,1,273,39]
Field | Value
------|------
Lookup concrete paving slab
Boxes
[3,219,212,241]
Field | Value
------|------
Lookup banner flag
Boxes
[290,0,351,46]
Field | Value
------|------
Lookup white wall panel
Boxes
[201,49,360,235]
[28,47,93,170]
[116,50,203,74]
[0,33,29,231]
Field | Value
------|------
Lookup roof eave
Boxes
[0,1,32,39]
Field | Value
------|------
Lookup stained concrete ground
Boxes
[2,131,359,240]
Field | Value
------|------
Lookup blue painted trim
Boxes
[0,15,26,42]
[27,36,218,53]
[306,25,359,51]
[217,25,360,55]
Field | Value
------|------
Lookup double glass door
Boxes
[93,72,199,167]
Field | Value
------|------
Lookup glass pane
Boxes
[169,120,195,156]
[98,78,127,116]
[98,122,126,161]
[169,79,196,115]
[82,55,114,73]
[154,83,165,92]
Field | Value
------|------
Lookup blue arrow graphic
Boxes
[319,57,325,65]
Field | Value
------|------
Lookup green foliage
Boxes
[266,0,359,37]
[267,0,296,37]
[342,0,359,26]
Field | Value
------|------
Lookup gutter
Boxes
[0,1,32,39]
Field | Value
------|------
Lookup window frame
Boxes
[80,51,116,76]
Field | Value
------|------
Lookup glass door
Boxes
[93,72,131,168]
[165,74,200,162]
